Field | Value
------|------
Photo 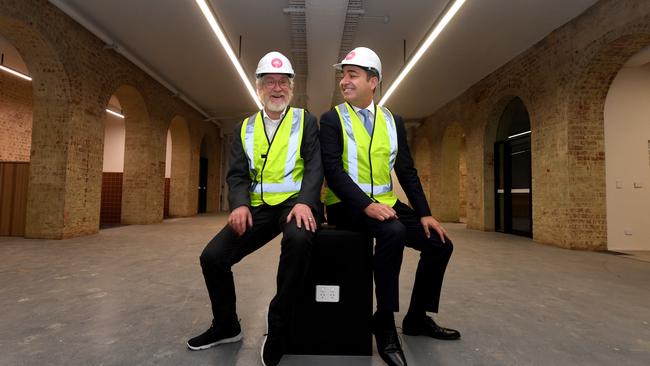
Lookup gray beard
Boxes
[265,100,288,113]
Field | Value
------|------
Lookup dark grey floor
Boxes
[1,214,649,365]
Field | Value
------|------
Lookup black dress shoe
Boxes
[373,325,407,366]
[402,315,460,340]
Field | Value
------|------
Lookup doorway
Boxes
[198,157,208,213]
[494,97,532,237]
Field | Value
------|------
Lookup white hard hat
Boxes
[256,51,294,78]
[333,47,382,81]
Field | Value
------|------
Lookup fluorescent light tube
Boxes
[105,108,125,119]
[0,64,32,81]
[508,131,531,139]
[378,0,466,106]
[195,0,263,110]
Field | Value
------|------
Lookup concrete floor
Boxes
[620,251,650,264]
[1,214,649,366]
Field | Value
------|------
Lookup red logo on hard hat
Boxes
[345,51,356,60]
[271,58,283,68]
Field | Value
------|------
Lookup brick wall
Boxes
[458,138,467,221]
[0,0,222,238]
[413,0,650,249]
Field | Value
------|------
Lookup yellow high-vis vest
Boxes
[324,102,398,206]
[241,107,305,206]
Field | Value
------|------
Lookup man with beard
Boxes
[320,47,460,366]
[187,51,322,366]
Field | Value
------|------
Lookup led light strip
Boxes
[105,108,125,119]
[0,64,32,81]
[378,0,466,106]
[508,130,531,139]
[195,0,263,110]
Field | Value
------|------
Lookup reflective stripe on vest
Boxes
[324,103,398,206]
[241,107,304,206]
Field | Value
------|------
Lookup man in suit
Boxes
[187,51,323,366]
[320,47,460,366]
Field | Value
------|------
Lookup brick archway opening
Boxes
[99,85,156,227]
[0,31,32,237]
[568,33,650,250]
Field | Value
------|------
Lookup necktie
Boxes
[359,109,373,135]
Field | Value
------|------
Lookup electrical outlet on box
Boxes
[315,285,340,303]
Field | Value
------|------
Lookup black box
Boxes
[287,227,373,356]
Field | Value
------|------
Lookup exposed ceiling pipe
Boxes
[331,0,364,107]
[48,0,222,131]
[287,0,308,109]
[203,117,223,127]
[203,117,224,137]
[283,7,305,13]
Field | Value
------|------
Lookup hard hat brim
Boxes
[256,72,295,79]
[332,62,381,81]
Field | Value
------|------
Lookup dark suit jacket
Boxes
[319,105,431,218]
[226,108,323,212]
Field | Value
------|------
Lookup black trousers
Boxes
[327,201,453,314]
[199,204,316,334]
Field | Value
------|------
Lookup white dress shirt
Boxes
[262,107,287,141]
[350,101,375,123]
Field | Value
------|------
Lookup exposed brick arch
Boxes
[0,32,32,163]
[106,84,164,224]
[567,32,650,249]
[403,1,650,250]
[0,2,221,239]
[482,86,535,232]
[0,14,73,238]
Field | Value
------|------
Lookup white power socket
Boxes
[315,285,340,303]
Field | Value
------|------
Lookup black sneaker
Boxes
[187,322,243,351]
[261,309,283,366]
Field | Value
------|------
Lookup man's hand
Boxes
[420,216,448,243]
[286,203,317,232]
[228,206,253,236]
[363,202,398,221]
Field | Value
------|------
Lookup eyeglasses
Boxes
[262,77,291,89]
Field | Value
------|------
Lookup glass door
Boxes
[495,135,532,237]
